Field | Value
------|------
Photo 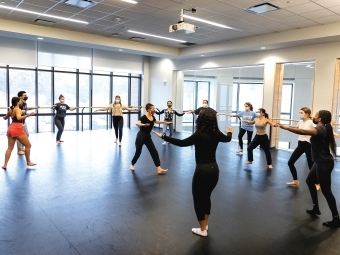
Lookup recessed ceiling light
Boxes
[0,5,88,24]
[183,14,242,31]
[0,1,5,4]
[127,30,186,43]
[122,0,137,4]
[261,47,266,49]
[37,37,43,40]
[119,49,123,51]
[247,3,279,14]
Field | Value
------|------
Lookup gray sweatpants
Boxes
[17,122,29,151]
[163,123,173,137]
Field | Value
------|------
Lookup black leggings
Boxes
[131,131,160,167]
[306,161,339,217]
[113,116,123,142]
[54,116,65,141]
[192,162,219,222]
[288,141,314,180]
[238,128,253,150]
[247,134,272,165]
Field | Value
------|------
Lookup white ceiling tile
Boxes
[92,19,117,27]
[332,6,340,14]
[260,9,296,18]
[309,0,340,8]
[255,20,295,30]
[265,0,310,8]
[149,10,179,22]
[300,9,337,19]
[114,9,143,19]
[277,15,313,23]
[78,9,108,18]
[312,14,340,24]
[164,2,198,13]
[15,3,49,13]
[287,19,320,28]
[53,2,86,14]
[0,1,20,8]
[82,23,108,31]
[127,4,160,14]
[204,3,253,19]
[138,0,177,9]
[182,0,218,8]
[89,3,121,13]
[239,14,275,24]
[285,2,324,14]
[22,0,58,8]
[44,9,75,18]
[72,14,103,23]
[6,13,37,23]
[99,0,136,8]
[219,0,268,9]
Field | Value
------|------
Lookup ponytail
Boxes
[319,110,336,157]
[258,108,269,119]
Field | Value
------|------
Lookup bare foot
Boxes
[130,165,135,171]
[2,166,6,170]
[268,165,273,169]
[236,150,243,153]
[286,180,299,186]
[56,141,61,145]
[158,168,168,175]
[27,162,36,167]
[244,161,252,165]
[114,139,118,143]
[315,184,321,191]
[18,151,25,155]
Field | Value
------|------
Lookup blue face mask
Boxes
[245,107,249,111]
[299,115,304,120]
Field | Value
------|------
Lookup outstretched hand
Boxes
[152,130,163,138]
[334,132,340,139]
[225,127,233,133]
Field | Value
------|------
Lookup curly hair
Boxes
[196,108,219,133]
[318,110,336,156]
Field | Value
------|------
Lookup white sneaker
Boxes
[162,141,167,145]
[192,228,207,237]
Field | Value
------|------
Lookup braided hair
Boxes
[318,110,336,157]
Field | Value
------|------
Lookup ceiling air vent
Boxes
[180,42,197,46]
[63,0,96,8]
[129,36,146,41]
[34,19,56,27]
[246,3,279,14]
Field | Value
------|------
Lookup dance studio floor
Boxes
[1,128,340,255]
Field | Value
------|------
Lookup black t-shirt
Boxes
[310,125,334,163]
[54,103,70,118]
[194,107,216,115]
[164,131,232,165]
[139,115,156,133]
[19,102,27,124]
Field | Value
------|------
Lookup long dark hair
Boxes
[258,108,269,119]
[11,97,20,108]
[318,110,336,157]
[245,102,253,111]
[196,108,219,133]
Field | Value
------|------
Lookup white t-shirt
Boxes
[297,119,314,142]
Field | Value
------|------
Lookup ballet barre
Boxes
[271,118,300,122]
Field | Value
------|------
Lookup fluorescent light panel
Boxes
[183,14,242,31]
[128,30,186,43]
[0,4,88,24]
[122,0,138,4]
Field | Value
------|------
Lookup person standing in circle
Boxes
[245,108,276,169]
[188,99,217,115]
[52,94,76,145]
[130,103,171,174]
[286,107,319,189]
[228,102,257,154]
[153,108,233,237]
[277,110,340,228]
[155,100,185,145]
[2,97,36,169]
[96,95,140,147]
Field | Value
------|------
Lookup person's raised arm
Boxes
[266,118,278,127]
[95,105,111,112]
[174,110,185,116]
[152,130,197,147]
[14,108,33,121]
[277,123,318,136]
[136,120,150,127]
[155,109,164,115]
[3,109,11,120]
[155,119,172,125]
[219,127,233,142]
[27,106,40,110]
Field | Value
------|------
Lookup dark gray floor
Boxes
[1,128,340,255]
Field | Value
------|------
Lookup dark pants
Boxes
[131,131,160,167]
[247,134,272,165]
[306,161,339,217]
[113,116,123,142]
[238,128,253,150]
[192,162,219,221]
[288,141,314,180]
[54,116,65,141]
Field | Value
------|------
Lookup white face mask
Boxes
[256,113,261,117]
[115,100,120,103]
[299,115,305,120]
[245,107,249,111]
[203,103,208,107]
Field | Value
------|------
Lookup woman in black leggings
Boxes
[130,103,171,174]
[278,110,340,228]
[96,95,139,147]
[52,94,76,144]
[153,108,233,237]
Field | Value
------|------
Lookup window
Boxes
[130,77,140,127]
[38,71,52,132]
[0,68,7,134]
[79,73,90,131]
[92,75,110,130]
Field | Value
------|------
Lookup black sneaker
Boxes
[306,208,321,216]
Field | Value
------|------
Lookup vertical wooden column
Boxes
[270,63,284,148]
[331,59,340,122]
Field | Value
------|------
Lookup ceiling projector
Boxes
[169,22,195,34]
[169,8,196,34]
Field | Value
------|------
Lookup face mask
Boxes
[312,118,318,125]
[167,104,172,108]
[299,115,304,120]
[256,113,261,117]
[245,107,249,111]
[23,96,28,100]
[203,103,208,107]
[115,100,120,103]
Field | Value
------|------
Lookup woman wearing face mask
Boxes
[245,108,276,169]
[277,110,340,228]
[188,100,217,115]
[96,95,139,147]
[52,94,76,144]
[2,97,36,169]
[286,107,319,188]
[155,100,185,145]
[130,103,171,174]
[228,102,257,154]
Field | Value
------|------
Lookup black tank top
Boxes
[11,110,23,123]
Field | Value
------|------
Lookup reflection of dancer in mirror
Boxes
[286,107,319,189]
[52,94,76,145]
[2,97,36,169]
[130,103,171,174]
[155,100,185,145]
[96,95,140,147]
[228,102,257,154]
[277,110,340,228]
[153,108,233,237]
[187,99,217,115]
[245,108,276,169]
